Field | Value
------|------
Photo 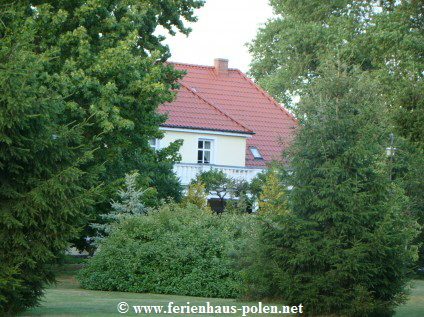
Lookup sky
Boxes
[161,0,274,74]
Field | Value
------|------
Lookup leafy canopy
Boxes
[0,0,204,315]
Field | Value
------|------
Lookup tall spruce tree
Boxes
[0,6,99,315]
[259,65,419,317]
[0,0,203,315]
[249,0,424,266]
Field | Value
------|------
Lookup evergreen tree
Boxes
[249,0,424,267]
[91,172,150,241]
[0,6,99,315]
[182,181,209,210]
[0,0,203,314]
[193,169,234,212]
[258,169,288,216]
[258,65,419,317]
[18,0,201,251]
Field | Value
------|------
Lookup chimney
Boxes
[214,58,229,77]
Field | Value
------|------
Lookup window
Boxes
[249,146,263,160]
[198,139,213,164]
[149,138,159,151]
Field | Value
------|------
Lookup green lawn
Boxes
[19,267,424,317]
[395,279,424,317]
[20,267,291,317]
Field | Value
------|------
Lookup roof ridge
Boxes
[179,82,254,134]
[236,70,297,124]
[168,61,239,71]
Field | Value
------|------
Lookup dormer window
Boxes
[249,146,263,160]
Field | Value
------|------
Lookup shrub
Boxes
[78,203,256,298]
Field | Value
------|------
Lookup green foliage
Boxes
[193,168,234,212]
[78,202,256,298]
[144,139,184,204]
[110,172,150,216]
[244,67,420,317]
[257,169,288,216]
[194,169,234,199]
[239,169,289,299]
[182,181,209,210]
[0,0,203,314]
[91,172,150,241]
[249,0,424,266]
[0,5,100,315]
[193,169,260,213]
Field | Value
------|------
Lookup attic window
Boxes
[191,87,198,92]
[249,147,263,160]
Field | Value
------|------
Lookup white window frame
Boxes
[197,138,214,164]
[148,138,160,151]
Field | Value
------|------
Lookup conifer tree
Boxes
[182,181,209,210]
[258,169,288,216]
[91,172,150,241]
[0,0,203,315]
[259,65,419,317]
[248,0,424,263]
[0,6,99,315]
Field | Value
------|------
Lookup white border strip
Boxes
[160,127,253,138]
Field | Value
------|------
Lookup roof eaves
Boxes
[160,124,255,135]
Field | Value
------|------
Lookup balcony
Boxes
[174,163,264,186]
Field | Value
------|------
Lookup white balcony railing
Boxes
[174,163,264,186]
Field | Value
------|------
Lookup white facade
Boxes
[158,127,264,185]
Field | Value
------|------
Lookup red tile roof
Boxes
[159,61,297,167]
[158,83,253,135]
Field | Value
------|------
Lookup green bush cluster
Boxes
[78,203,256,298]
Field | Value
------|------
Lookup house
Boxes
[155,58,296,186]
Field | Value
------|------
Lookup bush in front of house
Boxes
[78,202,256,298]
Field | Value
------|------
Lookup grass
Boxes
[20,266,291,317]
[19,266,424,317]
[394,279,424,317]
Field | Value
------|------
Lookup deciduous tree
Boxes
[0,0,204,314]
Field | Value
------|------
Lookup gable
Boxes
[163,61,296,167]
[158,84,253,135]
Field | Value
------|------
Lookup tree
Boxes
[193,169,235,212]
[182,181,209,210]
[257,169,288,216]
[18,0,201,249]
[249,0,424,266]
[249,1,423,114]
[91,171,150,243]
[253,65,419,317]
[0,6,99,315]
[248,0,368,107]
[0,0,204,314]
